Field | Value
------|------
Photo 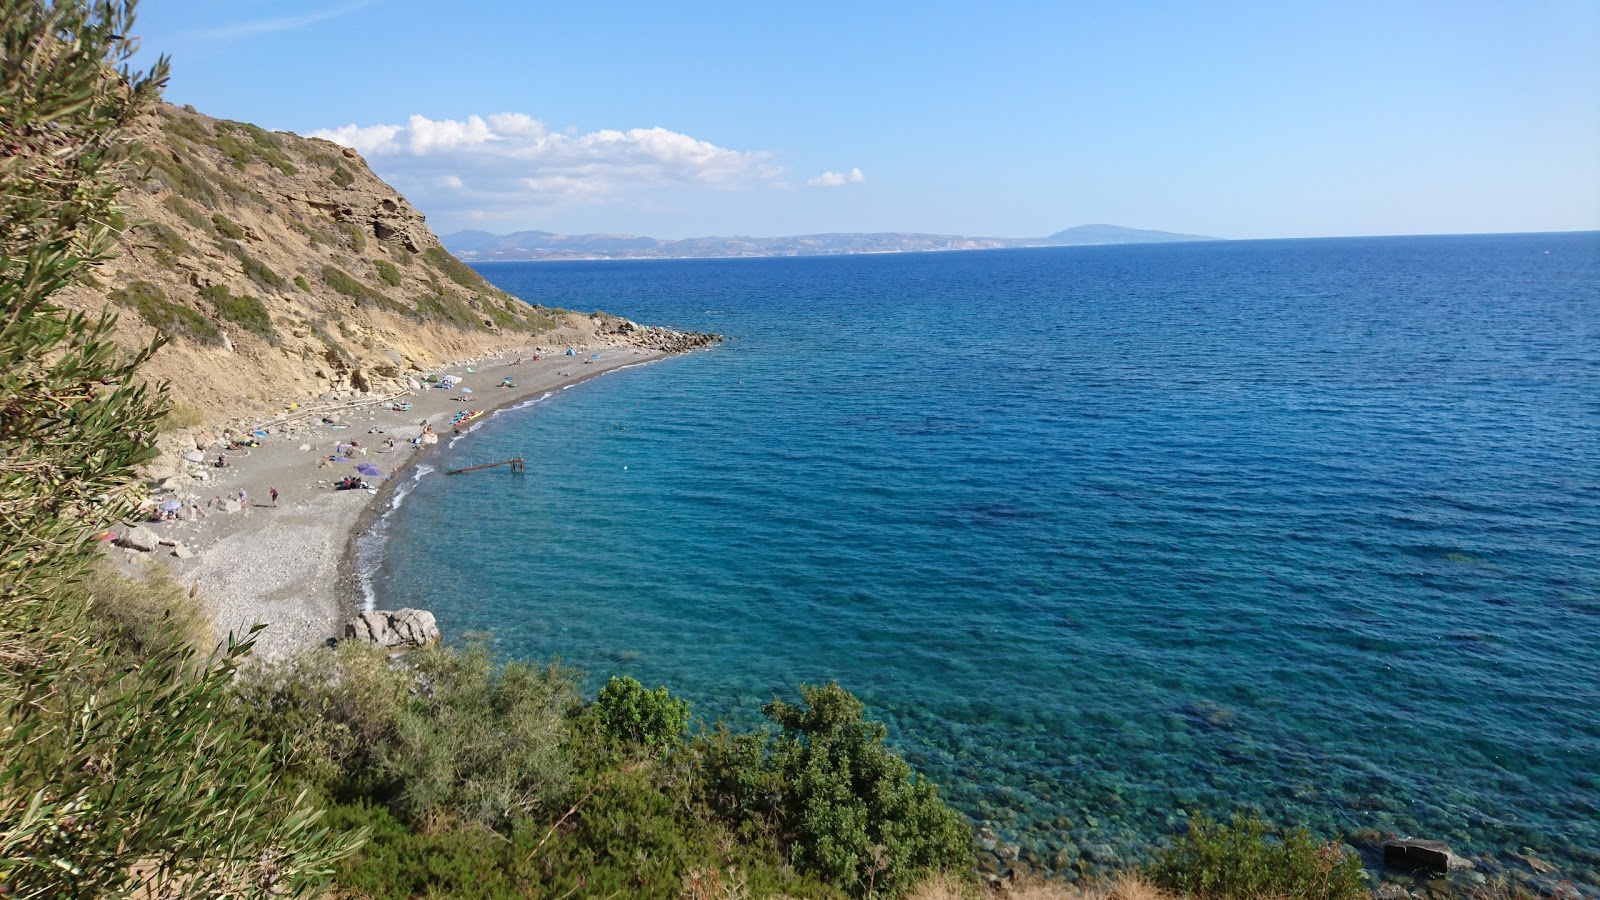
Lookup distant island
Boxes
[441,223,1219,262]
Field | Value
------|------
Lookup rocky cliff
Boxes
[64,103,708,425]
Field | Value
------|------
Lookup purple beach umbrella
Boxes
[355,462,382,478]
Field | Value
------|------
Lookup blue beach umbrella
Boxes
[158,499,183,511]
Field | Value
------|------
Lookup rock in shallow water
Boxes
[345,608,439,650]
[1385,838,1474,872]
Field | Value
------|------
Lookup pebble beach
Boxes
[119,343,671,661]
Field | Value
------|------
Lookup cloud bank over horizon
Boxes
[310,112,859,226]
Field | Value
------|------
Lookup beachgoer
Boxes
[191,499,205,519]
[216,454,228,468]
[270,487,279,507]
[238,489,248,515]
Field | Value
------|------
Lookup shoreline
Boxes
[336,352,674,623]
[127,342,694,661]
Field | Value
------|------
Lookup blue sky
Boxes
[130,1,1599,240]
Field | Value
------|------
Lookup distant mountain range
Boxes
[441,224,1219,262]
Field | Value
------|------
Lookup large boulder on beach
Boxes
[1384,838,1472,872]
[345,608,440,650]
[117,525,159,552]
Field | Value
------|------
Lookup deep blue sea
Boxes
[368,234,1600,884]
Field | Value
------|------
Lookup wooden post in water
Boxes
[445,457,525,475]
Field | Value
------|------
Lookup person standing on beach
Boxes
[270,486,279,507]
[238,488,248,515]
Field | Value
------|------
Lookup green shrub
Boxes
[415,291,483,329]
[0,5,361,893]
[237,642,412,793]
[388,645,578,827]
[211,213,244,240]
[110,279,220,345]
[161,402,208,431]
[138,221,194,264]
[200,283,274,338]
[591,676,690,755]
[165,116,209,144]
[219,242,286,291]
[143,148,219,204]
[372,259,402,287]
[160,193,211,231]
[330,163,355,188]
[294,275,310,292]
[82,557,213,661]
[340,221,367,252]
[210,167,254,204]
[321,264,385,303]
[424,246,491,291]
[288,218,324,246]
[762,682,974,897]
[1148,813,1367,900]
[310,323,351,360]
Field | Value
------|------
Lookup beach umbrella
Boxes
[356,462,382,477]
[460,387,473,394]
[158,500,183,511]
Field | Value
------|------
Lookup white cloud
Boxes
[309,113,782,220]
[808,167,865,188]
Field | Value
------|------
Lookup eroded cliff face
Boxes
[64,103,707,425]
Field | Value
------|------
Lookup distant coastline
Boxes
[443,223,1219,263]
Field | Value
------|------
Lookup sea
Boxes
[364,233,1600,885]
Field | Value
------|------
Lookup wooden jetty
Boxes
[446,457,525,475]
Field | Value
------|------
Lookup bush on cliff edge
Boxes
[1148,813,1367,900]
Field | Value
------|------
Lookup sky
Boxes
[128,1,1600,240]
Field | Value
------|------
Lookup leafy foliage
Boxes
[213,119,298,174]
[0,3,361,894]
[761,682,974,896]
[321,264,385,303]
[391,645,578,826]
[219,241,286,291]
[590,675,691,755]
[200,283,274,338]
[1148,813,1367,900]
[160,192,211,231]
[372,258,402,287]
[80,557,212,660]
[211,212,245,239]
[340,221,367,252]
[110,279,221,345]
[424,245,493,291]
[136,220,194,264]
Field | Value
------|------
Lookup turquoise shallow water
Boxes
[368,235,1600,883]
